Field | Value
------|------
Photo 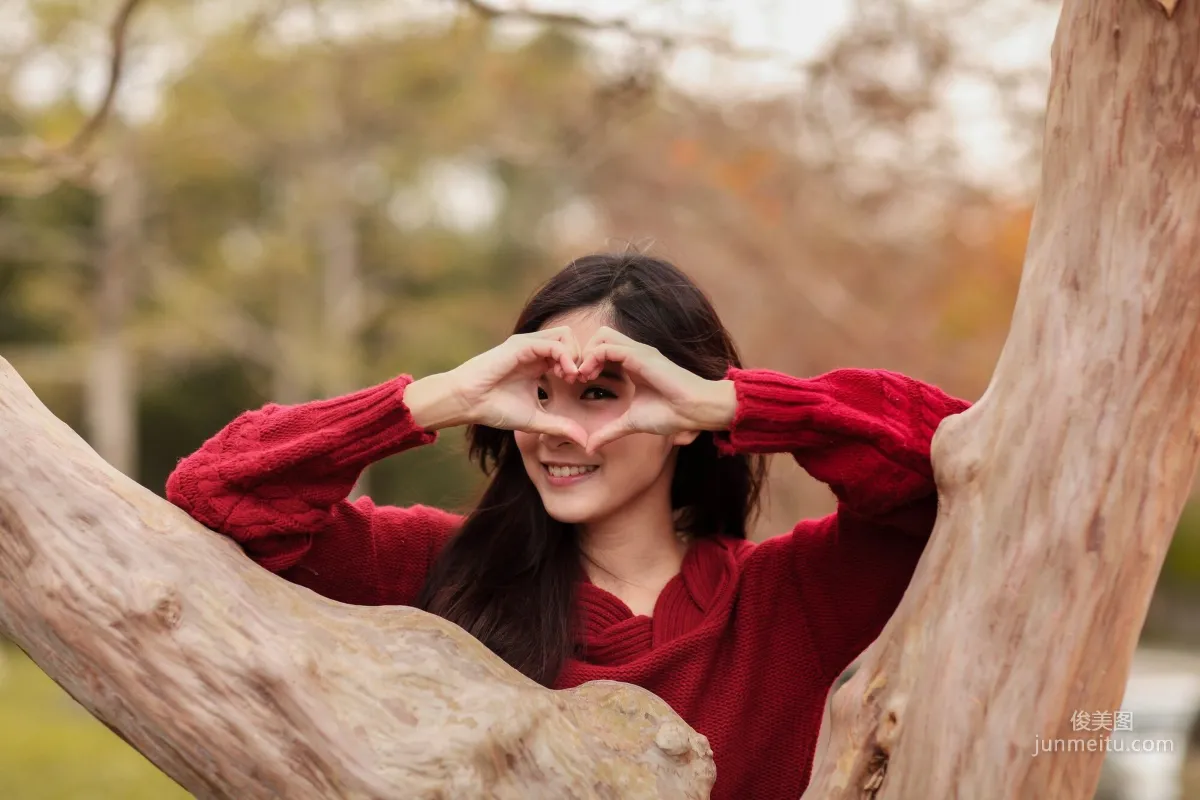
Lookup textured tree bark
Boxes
[804,1,1200,798]
[0,357,715,799]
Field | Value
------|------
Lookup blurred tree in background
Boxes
[1,0,1197,796]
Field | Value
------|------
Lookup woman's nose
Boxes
[540,414,592,444]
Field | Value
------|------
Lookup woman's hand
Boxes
[429,326,592,450]
[576,326,737,453]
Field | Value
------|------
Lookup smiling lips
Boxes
[543,463,600,486]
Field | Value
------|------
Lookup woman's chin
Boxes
[545,506,595,525]
[542,496,607,525]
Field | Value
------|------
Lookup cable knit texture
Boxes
[165,367,970,799]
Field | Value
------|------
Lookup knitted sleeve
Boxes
[715,367,971,679]
[165,374,461,607]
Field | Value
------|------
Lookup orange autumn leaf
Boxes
[935,204,1033,341]
[667,137,702,169]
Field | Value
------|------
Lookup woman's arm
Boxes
[168,322,594,608]
[166,373,463,607]
[714,367,971,679]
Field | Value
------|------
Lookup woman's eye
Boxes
[537,387,549,401]
[582,386,616,400]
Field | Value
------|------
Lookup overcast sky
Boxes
[3,0,1060,189]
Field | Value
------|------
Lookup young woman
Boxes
[166,252,970,799]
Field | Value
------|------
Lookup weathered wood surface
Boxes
[804,0,1200,797]
[0,356,715,799]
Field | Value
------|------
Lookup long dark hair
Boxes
[415,253,767,686]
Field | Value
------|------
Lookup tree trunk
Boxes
[85,138,141,478]
[0,358,715,800]
[315,154,370,500]
[271,175,315,406]
[804,1,1200,798]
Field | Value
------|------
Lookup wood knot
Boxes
[876,694,907,752]
[878,708,901,749]
[863,747,889,797]
[148,587,183,630]
[655,723,692,757]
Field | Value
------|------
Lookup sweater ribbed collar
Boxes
[574,535,751,665]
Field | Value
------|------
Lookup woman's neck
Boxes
[579,492,688,614]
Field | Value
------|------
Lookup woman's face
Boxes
[513,308,685,526]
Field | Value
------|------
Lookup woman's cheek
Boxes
[587,400,627,428]
[602,433,663,476]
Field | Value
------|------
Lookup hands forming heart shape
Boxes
[446,325,735,453]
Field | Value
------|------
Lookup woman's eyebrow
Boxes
[540,366,625,382]
[591,366,624,382]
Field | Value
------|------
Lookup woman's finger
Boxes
[516,338,579,379]
[577,343,642,383]
[585,415,633,454]
[528,411,589,449]
[582,325,640,350]
[524,327,582,366]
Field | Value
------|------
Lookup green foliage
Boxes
[137,356,267,497]
[0,186,96,341]
[1164,500,1200,584]
[1,8,609,510]
[0,644,188,800]
[1,3,1198,794]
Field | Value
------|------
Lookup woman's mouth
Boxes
[543,463,600,487]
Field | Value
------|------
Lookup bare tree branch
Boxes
[452,0,816,71]
[67,0,144,158]
[0,0,146,193]
[0,356,717,800]
[455,0,672,44]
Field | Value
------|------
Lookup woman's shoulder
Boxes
[728,519,834,577]
[691,534,758,573]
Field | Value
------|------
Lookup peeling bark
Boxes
[0,357,715,799]
[804,1,1200,798]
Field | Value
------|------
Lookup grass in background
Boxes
[0,644,189,800]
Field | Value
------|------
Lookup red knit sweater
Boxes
[165,366,969,800]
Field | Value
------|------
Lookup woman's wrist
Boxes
[405,371,471,431]
[688,379,737,431]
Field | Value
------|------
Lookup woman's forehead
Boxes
[541,306,614,341]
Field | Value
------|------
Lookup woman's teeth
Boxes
[546,465,599,478]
